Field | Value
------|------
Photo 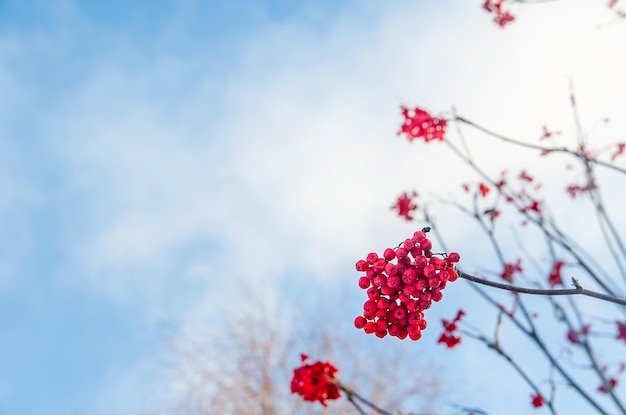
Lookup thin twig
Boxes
[454,116,626,176]
[458,270,626,307]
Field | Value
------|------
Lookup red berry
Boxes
[364,300,377,314]
[403,238,415,250]
[364,322,376,333]
[396,248,409,262]
[420,239,433,251]
[380,285,395,296]
[373,259,386,273]
[428,277,440,288]
[447,268,459,281]
[354,316,367,329]
[402,269,417,285]
[410,247,422,258]
[356,260,369,271]
[423,264,436,278]
[402,285,416,296]
[388,324,400,337]
[366,252,379,264]
[394,307,407,320]
[372,274,387,287]
[430,257,444,270]
[376,319,388,331]
[383,248,396,261]
[418,319,427,330]
[385,262,399,276]
[431,290,443,302]
[448,252,461,263]
[367,286,380,300]
[358,276,370,289]
[387,275,402,289]
[408,313,421,326]
[413,231,427,243]
[408,325,422,340]
[377,297,390,309]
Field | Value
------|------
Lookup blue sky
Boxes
[1,1,626,414]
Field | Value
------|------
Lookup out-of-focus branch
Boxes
[454,116,626,176]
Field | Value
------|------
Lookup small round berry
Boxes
[412,231,427,243]
[364,321,376,334]
[396,248,409,262]
[418,319,427,330]
[354,316,367,329]
[398,292,411,303]
[420,239,433,251]
[356,260,370,271]
[380,285,395,296]
[375,330,387,338]
[415,278,427,290]
[376,319,388,332]
[367,286,380,300]
[403,238,415,250]
[372,274,387,287]
[408,328,422,341]
[375,308,388,318]
[415,255,428,269]
[430,257,444,270]
[383,248,396,261]
[373,258,387,273]
[448,252,461,263]
[387,275,402,289]
[364,300,377,314]
[402,284,416,296]
[358,276,370,289]
[402,269,417,285]
[428,277,440,289]
[423,264,436,278]
[407,312,421,326]
[385,262,399,276]
[388,324,400,337]
[431,290,443,302]
[377,297,390,309]
[394,307,407,320]
[366,252,379,264]
[406,299,419,313]
[418,299,432,310]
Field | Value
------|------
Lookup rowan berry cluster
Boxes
[354,229,460,340]
[290,354,341,406]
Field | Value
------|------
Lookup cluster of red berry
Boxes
[354,229,460,340]
[397,106,447,143]
[290,354,341,406]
